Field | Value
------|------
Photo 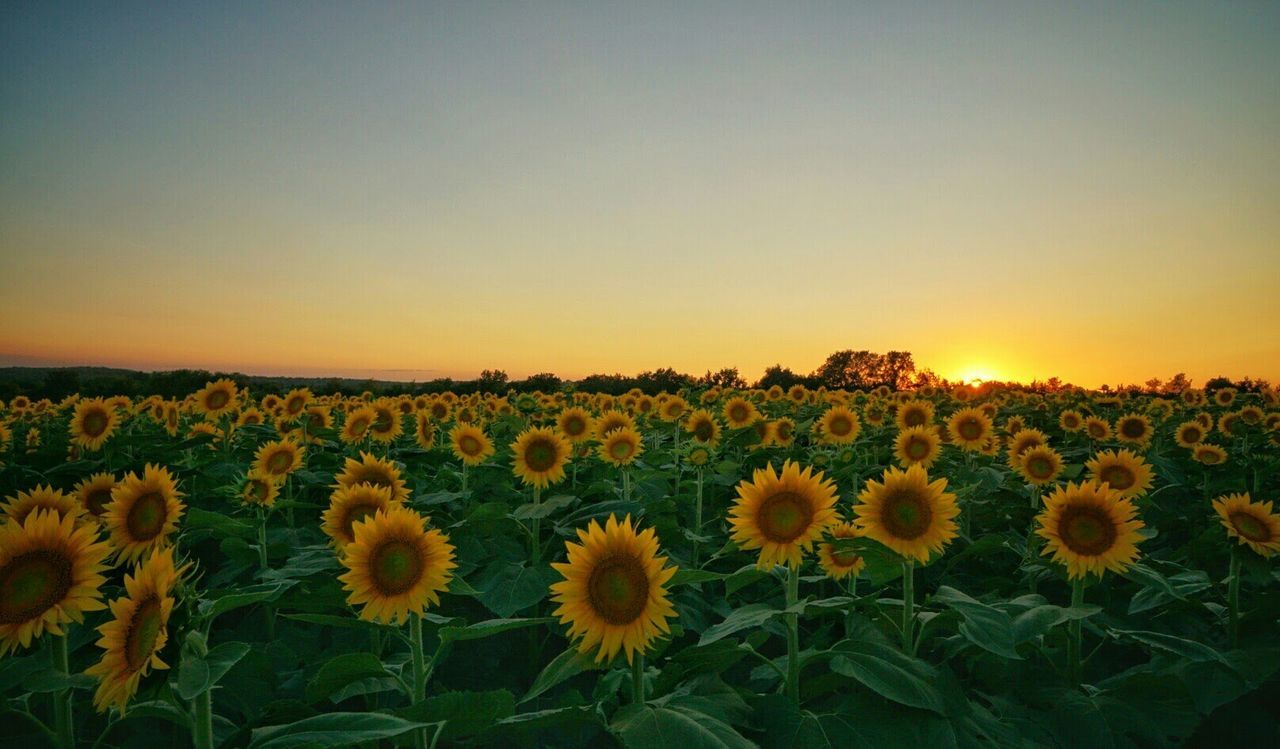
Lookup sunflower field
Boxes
[1,381,1278,748]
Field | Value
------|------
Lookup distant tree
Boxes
[756,364,804,390]
[42,369,81,400]
[879,351,917,390]
[813,350,915,390]
[576,373,634,395]
[514,372,562,393]
[635,368,695,394]
[476,369,509,394]
[700,368,747,390]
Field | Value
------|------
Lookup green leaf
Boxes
[1108,628,1228,664]
[438,617,552,643]
[723,565,767,596]
[512,493,577,519]
[474,563,557,618]
[828,640,947,714]
[198,581,297,621]
[698,603,782,645]
[669,569,727,587]
[248,713,432,749]
[175,642,250,700]
[522,646,604,703]
[279,613,384,631]
[397,689,515,740]
[305,652,395,704]
[931,585,1021,659]
[185,507,257,539]
[611,703,755,749]
[1011,604,1101,644]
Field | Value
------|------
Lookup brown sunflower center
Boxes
[957,419,982,441]
[206,391,230,410]
[903,409,926,427]
[1099,465,1134,490]
[1088,423,1106,438]
[524,439,558,472]
[85,487,113,516]
[1027,456,1054,478]
[609,439,635,461]
[563,417,585,436]
[757,491,814,543]
[459,436,481,456]
[1198,448,1223,465]
[0,550,73,624]
[1058,505,1118,556]
[82,410,109,437]
[247,479,270,502]
[1229,511,1272,542]
[125,595,164,672]
[831,549,861,567]
[828,416,852,436]
[267,451,293,474]
[906,438,929,460]
[369,539,424,595]
[693,420,714,441]
[1181,427,1202,443]
[286,397,305,415]
[126,492,168,541]
[729,405,748,422]
[587,554,650,625]
[373,412,393,433]
[1064,415,1080,428]
[880,488,934,540]
[1120,419,1145,438]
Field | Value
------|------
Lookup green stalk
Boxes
[530,486,542,564]
[1228,549,1241,649]
[258,510,275,641]
[691,469,704,569]
[901,560,915,653]
[461,462,468,493]
[1067,577,1085,684]
[631,653,646,704]
[410,615,427,749]
[785,566,801,702]
[52,635,73,749]
[193,688,214,749]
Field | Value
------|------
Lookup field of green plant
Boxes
[1,382,1277,748]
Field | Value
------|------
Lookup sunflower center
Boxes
[564,417,585,437]
[287,397,304,415]
[1229,511,1272,542]
[906,438,929,460]
[729,405,748,422]
[829,416,851,436]
[268,451,293,474]
[957,419,981,441]
[343,503,382,540]
[0,550,73,624]
[83,410,108,437]
[524,439,558,472]
[757,491,814,543]
[206,391,230,410]
[832,550,860,567]
[1120,420,1144,438]
[350,417,370,434]
[370,539,424,595]
[587,554,650,625]
[1198,449,1223,465]
[1182,427,1202,443]
[1028,457,1053,478]
[1099,465,1134,490]
[126,492,168,541]
[1058,506,1118,556]
[903,410,926,427]
[125,596,164,672]
[694,421,713,441]
[85,487,113,516]
[460,436,481,455]
[608,438,634,461]
[373,413,393,432]
[248,479,270,502]
[880,489,933,540]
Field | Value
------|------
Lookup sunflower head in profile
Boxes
[556,407,595,444]
[1084,416,1112,441]
[684,409,722,446]
[85,547,189,713]
[0,509,112,655]
[1083,449,1152,499]
[550,514,677,664]
[1004,416,1026,436]
[729,460,840,569]
[368,400,403,443]
[854,464,960,564]
[511,427,572,488]
[338,506,456,625]
[1192,443,1228,466]
[449,424,494,467]
[1174,420,1206,448]
[241,471,281,508]
[253,439,305,481]
[894,426,941,469]
[1036,481,1144,579]
[818,521,865,581]
[70,398,119,452]
[75,473,119,522]
[193,379,238,420]
[323,483,398,549]
[722,396,760,429]
[599,426,644,467]
[947,407,992,451]
[1114,413,1153,448]
[3,485,86,526]
[1213,493,1280,557]
[1059,410,1084,432]
[413,412,436,451]
[340,406,377,445]
[818,406,861,445]
[895,399,935,431]
[236,407,265,427]
[1018,445,1063,486]
[334,452,410,504]
[104,465,185,563]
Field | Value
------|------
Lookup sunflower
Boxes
[1114,414,1153,448]
[75,473,119,521]
[729,460,840,568]
[282,388,312,418]
[772,417,796,447]
[0,509,112,655]
[1213,388,1237,407]
[334,452,411,504]
[1059,410,1084,432]
[854,464,959,564]
[338,506,455,624]
[556,407,595,444]
[685,444,714,468]
[947,408,992,451]
[340,406,376,444]
[85,548,188,713]
[70,398,119,452]
[241,471,281,508]
[253,439,305,481]
[323,483,398,549]
[722,397,760,429]
[595,410,636,439]
[1084,416,1112,441]
[599,426,644,467]
[1017,445,1063,486]
[684,409,722,446]
[550,514,677,664]
[449,424,494,467]
[511,427,572,488]
[1035,481,1144,579]
[427,399,452,422]
[1174,420,1206,448]
[1006,428,1048,466]
[413,412,436,451]
[818,406,861,445]
[818,521,865,581]
[369,400,403,443]
[894,426,941,469]
[895,399,935,430]
[1081,449,1152,499]
[1192,444,1228,466]
[658,396,688,423]
[1213,493,1280,557]
[4,485,86,526]
[104,465,185,563]
[193,379,238,420]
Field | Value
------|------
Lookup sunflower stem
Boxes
[257,510,275,641]
[1067,577,1085,685]
[530,486,542,565]
[784,566,801,703]
[1228,548,1241,649]
[901,560,915,654]
[461,463,469,493]
[691,470,704,569]
[631,653,646,704]
[51,635,73,749]
[193,685,214,749]
[410,614,427,749]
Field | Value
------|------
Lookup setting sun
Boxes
[954,366,1001,385]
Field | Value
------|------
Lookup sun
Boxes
[955,365,999,384]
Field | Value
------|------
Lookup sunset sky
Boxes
[2,2,1278,387]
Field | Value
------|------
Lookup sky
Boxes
[2,1,1278,388]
